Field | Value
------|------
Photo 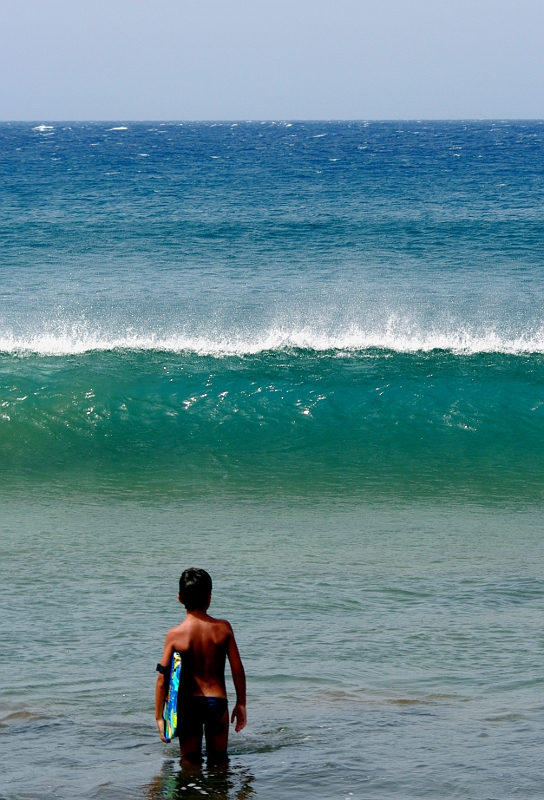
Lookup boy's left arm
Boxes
[155,636,173,742]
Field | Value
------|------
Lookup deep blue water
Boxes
[1,121,544,799]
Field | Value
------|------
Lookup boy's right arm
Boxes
[227,627,247,732]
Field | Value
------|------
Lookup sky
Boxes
[0,0,543,120]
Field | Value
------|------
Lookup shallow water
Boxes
[1,498,544,799]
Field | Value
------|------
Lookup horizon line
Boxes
[1,118,544,124]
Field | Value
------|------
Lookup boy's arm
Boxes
[155,636,173,742]
[227,627,247,732]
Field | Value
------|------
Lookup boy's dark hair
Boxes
[179,568,212,610]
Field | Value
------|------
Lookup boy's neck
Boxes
[186,607,210,620]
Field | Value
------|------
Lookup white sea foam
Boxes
[32,125,54,132]
[2,321,544,357]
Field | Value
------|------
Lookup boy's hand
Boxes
[231,703,247,732]
[156,717,167,743]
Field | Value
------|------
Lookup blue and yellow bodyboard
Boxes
[163,651,182,742]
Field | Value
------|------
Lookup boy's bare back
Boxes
[162,612,238,699]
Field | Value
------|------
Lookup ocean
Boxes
[1,120,544,799]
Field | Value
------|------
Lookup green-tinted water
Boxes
[2,349,544,502]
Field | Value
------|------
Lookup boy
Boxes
[155,568,247,764]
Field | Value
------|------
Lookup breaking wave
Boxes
[3,321,544,357]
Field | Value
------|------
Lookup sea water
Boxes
[1,121,544,799]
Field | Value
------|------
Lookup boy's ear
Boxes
[178,593,183,605]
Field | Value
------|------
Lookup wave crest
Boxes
[2,323,544,357]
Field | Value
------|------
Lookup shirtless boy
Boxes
[155,568,247,763]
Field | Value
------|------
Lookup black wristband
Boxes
[156,663,169,675]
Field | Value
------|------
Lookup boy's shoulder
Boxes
[165,615,233,640]
[204,614,233,630]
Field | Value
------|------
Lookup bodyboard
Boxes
[162,651,182,742]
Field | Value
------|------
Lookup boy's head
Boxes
[179,568,212,610]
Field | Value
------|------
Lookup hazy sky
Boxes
[1,0,543,120]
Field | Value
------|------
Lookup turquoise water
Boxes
[2,348,544,500]
[1,121,544,798]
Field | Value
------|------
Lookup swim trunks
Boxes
[178,696,228,727]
